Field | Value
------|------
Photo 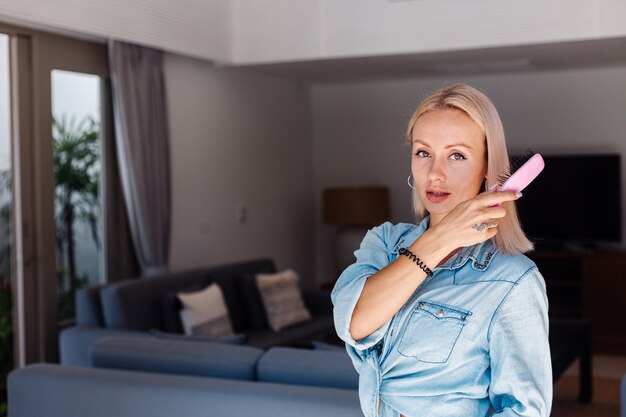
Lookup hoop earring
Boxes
[407,175,416,190]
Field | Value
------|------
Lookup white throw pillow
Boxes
[177,283,235,338]
[256,269,312,332]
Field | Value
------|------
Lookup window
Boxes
[0,31,14,412]
[51,70,103,322]
[2,25,123,362]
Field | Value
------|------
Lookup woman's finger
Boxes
[486,219,500,228]
[471,219,499,232]
[476,190,520,206]
[481,206,507,220]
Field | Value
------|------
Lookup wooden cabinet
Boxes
[528,250,626,355]
[581,252,626,355]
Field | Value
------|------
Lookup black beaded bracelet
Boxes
[398,247,433,276]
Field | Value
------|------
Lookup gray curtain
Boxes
[108,40,171,277]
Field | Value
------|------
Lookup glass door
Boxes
[1,23,132,365]
[1,27,111,363]
[0,31,14,416]
[33,34,110,359]
[51,70,104,323]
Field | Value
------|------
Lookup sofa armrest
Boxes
[91,336,264,381]
[302,291,333,316]
[59,327,150,366]
[75,285,105,327]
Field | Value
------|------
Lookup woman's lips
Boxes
[426,191,450,203]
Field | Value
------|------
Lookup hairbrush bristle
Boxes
[497,173,510,186]
[497,149,536,186]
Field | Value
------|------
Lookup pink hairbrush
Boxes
[489,151,545,206]
[497,152,545,193]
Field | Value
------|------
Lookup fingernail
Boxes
[515,192,523,198]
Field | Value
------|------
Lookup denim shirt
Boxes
[331,217,552,417]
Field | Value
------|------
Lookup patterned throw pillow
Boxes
[177,283,236,338]
[256,269,312,332]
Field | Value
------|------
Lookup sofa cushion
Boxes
[240,274,270,330]
[257,347,358,390]
[211,274,247,332]
[256,270,311,332]
[177,284,236,338]
[99,258,276,331]
[245,316,335,350]
[301,291,333,316]
[160,279,245,334]
[75,284,106,327]
[209,259,276,332]
[312,340,344,351]
[160,284,206,334]
[91,337,264,380]
[149,330,247,345]
[100,270,210,330]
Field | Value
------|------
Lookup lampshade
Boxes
[323,186,390,226]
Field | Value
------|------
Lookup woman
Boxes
[331,83,552,417]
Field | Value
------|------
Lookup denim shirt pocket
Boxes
[397,301,473,363]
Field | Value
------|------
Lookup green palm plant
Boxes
[0,170,12,417]
[0,170,11,278]
[52,114,101,320]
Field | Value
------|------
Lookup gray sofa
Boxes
[61,258,337,365]
[9,337,361,417]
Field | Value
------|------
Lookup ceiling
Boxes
[227,37,626,84]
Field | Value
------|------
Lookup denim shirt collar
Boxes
[401,216,498,273]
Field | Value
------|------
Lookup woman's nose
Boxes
[428,158,447,183]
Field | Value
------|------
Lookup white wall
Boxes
[164,53,317,288]
[233,0,626,64]
[3,0,626,65]
[0,0,231,62]
[312,66,626,288]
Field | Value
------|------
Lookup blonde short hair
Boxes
[406,83,533,254]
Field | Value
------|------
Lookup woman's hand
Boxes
[349,190,519,342]
[420,191,520,255]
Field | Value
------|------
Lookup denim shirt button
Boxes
[419,302,425,308]
[437,309,444,317]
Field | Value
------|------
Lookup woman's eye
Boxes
[449,152,466,161]
[415,150,429,158]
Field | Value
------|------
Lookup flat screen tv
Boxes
[513,153,621,247]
